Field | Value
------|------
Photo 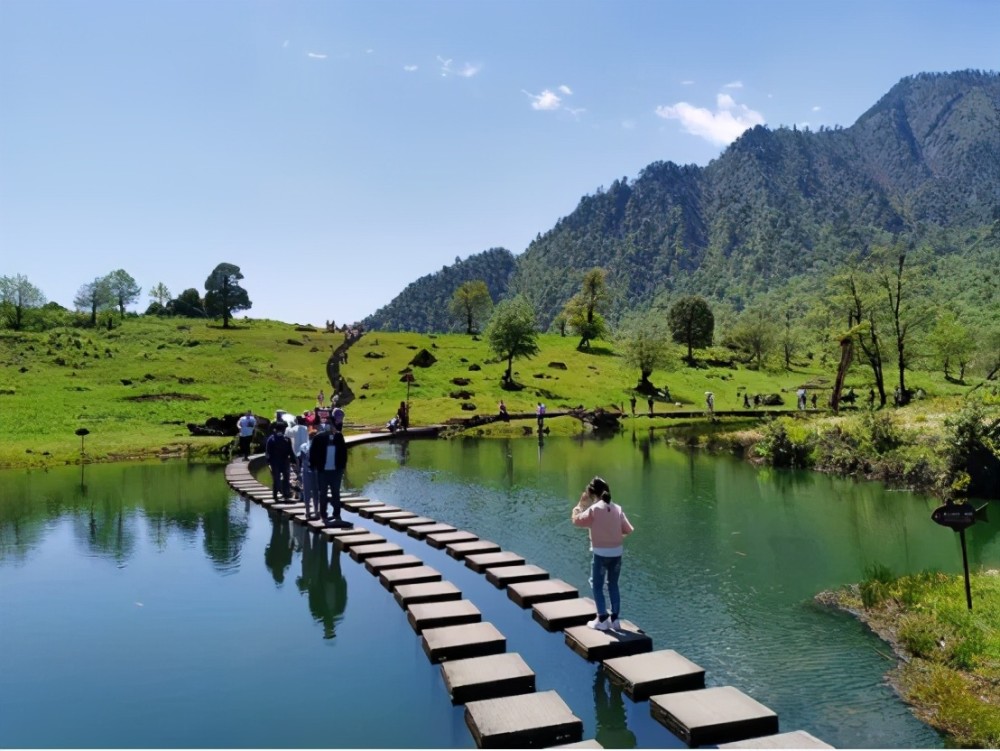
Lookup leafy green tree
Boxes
[485,295,540,387]
[168,288,206,318]
[73,276,114,326]
[0,274,46,330]
[204,263,251,328]
[149,282,171,307]
[564,268,610,350]
[104,269,141,317]
[551,311,567,337]
[838,266,888,407]
[928,311,976,381]
[729,307,778,369]
[448,280,493,334]
[619,316,671,392]
[668,295,714,362]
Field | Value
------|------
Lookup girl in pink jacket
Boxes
[572,476,634,631]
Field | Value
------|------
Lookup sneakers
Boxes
[587,616,610,631]
[608,617,622,631]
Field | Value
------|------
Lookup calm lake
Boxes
[2,433,997,748]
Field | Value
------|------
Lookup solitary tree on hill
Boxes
[0,274,46,330]
[668,295,714,363]
[619,317,671,393]
[204,263,252,328]
[74,276,114,327]
[564,268,610,350]
[105,269,141,317]
[449,280,493,334]
[485,295,539,388]
[149,282,171,307]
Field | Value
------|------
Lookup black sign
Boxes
[931,503,976,531]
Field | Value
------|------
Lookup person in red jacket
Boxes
[572,476,634,631]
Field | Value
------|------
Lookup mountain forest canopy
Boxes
[361,70,1000,355]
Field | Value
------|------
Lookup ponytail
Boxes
[599,490,612,504]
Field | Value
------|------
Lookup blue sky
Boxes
[2,0,998,326]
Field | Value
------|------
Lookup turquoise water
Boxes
[1,435,996,748]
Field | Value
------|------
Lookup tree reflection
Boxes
[201,504,248,574]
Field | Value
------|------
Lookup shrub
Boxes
[859,562,895,609]
[754,417,815,468]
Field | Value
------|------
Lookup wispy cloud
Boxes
[681,80,695,86]
[403,64,418,72]
[654,92,765,145]
[523,84,582,115]
[437,56,482,78]
[811,105,821,112]
[306,52,327,60]
[723,80,743,89]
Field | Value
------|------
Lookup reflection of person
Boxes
[593,669,637,749]
[571,476,634,631]
[297,530,348,639]
[264,517,294,585]
[237,410,256,460]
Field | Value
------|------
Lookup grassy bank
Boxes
[0,315,990,474]
[817,568,1000,747]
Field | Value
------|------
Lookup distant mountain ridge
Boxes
[364,70,1000,332]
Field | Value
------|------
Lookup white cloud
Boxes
[723,80,743,89]
[654,91,765,145]
[558,84,572,95]
[437,56,482,78]
[403,64,418,72]
[681,80,695,86]
[525,88,562,111]
[812,105,821,112]
[306,52,327,60]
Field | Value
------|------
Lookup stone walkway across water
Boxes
[224,431,832,749]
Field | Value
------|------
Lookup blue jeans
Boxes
[590,554,622,618]
[316,468,344,520]
[300,467,317,515]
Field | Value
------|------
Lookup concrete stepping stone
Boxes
[333,533,386,552]
[553,742,603,749]
[603,649,705,701]
[359,504,401,519]
[371,510,417,524]
[341,498,379,510]
[379,564,442,591]
[422,621,505,664]
[388,515,435,531]
[364,553,423,574]
[719,730,831,748]
[407,599,482,632]
[485,564,550,589]
[425,530,478,549]
[441,652,535,704]
[348,542,404,562]
[532,598,599,631]
[650,686,779,747]
[394,580,463,608]
[464,690,583,748]
[319,526,369,541]
[465,551,525,573]
[446,539,501,560]
[407,522,457,539]
[507,579,578,608]
[564,623,652,662]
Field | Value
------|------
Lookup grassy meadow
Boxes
[0,313,982,469]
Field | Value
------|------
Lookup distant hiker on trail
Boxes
[572,476,634,632]
[629,395,636,417]
[536,402,546,431]
[265,422,294,502]
[317,390,325,407]
[498,400,509,422]
[797,388,807,410]
[705,392,714,413]
[811,393,818,409]
[237,410,256,461]
[647,396,654,417]
[743,393,751,409]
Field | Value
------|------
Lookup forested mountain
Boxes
[364,247,516,332]
[364,71,1000,332]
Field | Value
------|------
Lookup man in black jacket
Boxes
[309,423,348,523]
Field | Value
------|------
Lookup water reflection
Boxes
[593,668,637,749]
[296,528,348,639]
[264,516,294,585]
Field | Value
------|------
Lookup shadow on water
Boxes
[593,667,638,749]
